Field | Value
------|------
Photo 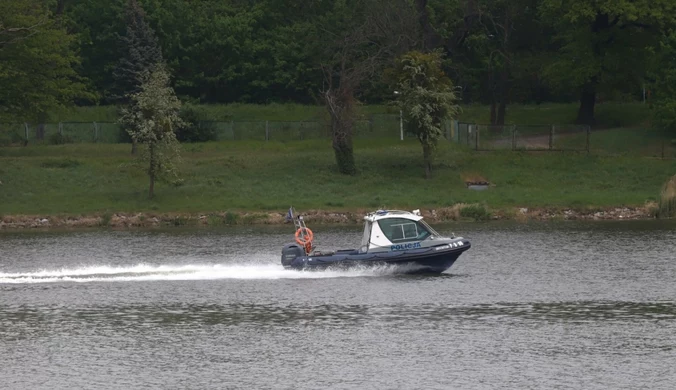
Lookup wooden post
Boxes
[511,125,517,151]
[475,125,479,151]
[24,123,29,145]
[93,122,99,142]
[467,125,471,146]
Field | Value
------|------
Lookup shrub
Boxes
[460,204,491,221]
[175,105,217,143]
[48,132,74,145]
[657,175,676,219]
[41,158,81,168]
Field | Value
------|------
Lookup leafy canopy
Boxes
[119,65,183,197]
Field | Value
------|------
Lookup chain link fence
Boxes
[2,117,674,158]
[454,123,591,152]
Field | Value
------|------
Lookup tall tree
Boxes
[119,66,182,199]
[316,0,419,174]
[390,51,460,179]
[112,0,163,105]
[0,0,89,123]
[651,32,676,135]
[540,0,676,125]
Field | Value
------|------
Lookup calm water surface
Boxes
[1,221,676,389]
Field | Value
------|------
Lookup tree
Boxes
[112,0,164,105]
[113,0,164,154]
[119,66,182,199]
[651,32,676,135]
[0,0,90,123]
[539,0,676,126]
[316,0,418,174]
[390,51,460,179]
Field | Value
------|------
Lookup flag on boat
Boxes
[285,207,293,222]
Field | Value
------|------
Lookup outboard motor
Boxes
[281,243,304,267]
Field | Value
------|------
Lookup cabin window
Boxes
[377,218,430,243]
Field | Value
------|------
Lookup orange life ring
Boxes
[295,227,314,245]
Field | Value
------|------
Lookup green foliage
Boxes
[175,105,216,143]
[651,33,676,135]
[0,0,92,122]
[459,204,492,221]
[41,158,81,169]
[48,133,74,145]
[112,0,164,105]
[119,66,183,198]
[224,212,239,225]
[99,212,112,226]
[657,175,676,218]
[390,51,460,178]
[539,0,676,124]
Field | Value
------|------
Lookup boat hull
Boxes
[283,241,471,274]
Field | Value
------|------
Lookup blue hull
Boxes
[284,242,471,274]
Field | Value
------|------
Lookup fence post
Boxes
[467,125,471,146]
[265,120,269,141]
[93,121,99,142]
[549,125,554,151]
[511,125,517,151]
[59,122,63,136]
[585,126,590,154]
[24,123,29,145]
[475,125,479,151]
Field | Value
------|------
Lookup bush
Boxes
[175,105,217,142]
[460,204,491,221]
[657,175,676,219]
[41,158,81,168]
[48,132,74,145]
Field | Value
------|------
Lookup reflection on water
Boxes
[1,221,676,389]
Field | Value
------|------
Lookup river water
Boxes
[1,221,675,389]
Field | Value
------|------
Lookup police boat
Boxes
[281,208,471,274]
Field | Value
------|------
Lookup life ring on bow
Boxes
[295,227,313,245]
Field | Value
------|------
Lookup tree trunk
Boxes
[576,77,598,126]
[325,89,356,175]
[422,143,433,179]
[331,115,356,175]
[496,67,509,126]
[497,100,506,126]
[148,143,155,198]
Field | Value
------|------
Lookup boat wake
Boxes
[0,263,406,284]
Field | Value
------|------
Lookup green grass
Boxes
[1,138,673,216]
[45,102,652,128]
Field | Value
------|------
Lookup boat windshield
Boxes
[377,218,432,243]
[419,219,442,237]
[360,221,371,252]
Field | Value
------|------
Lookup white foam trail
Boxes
[0,263,398,284]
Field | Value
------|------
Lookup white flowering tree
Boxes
[119,66,182,198]
[390,51,460,179]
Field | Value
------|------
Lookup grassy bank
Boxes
[47,102,653,128]
[0,139,673,221]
